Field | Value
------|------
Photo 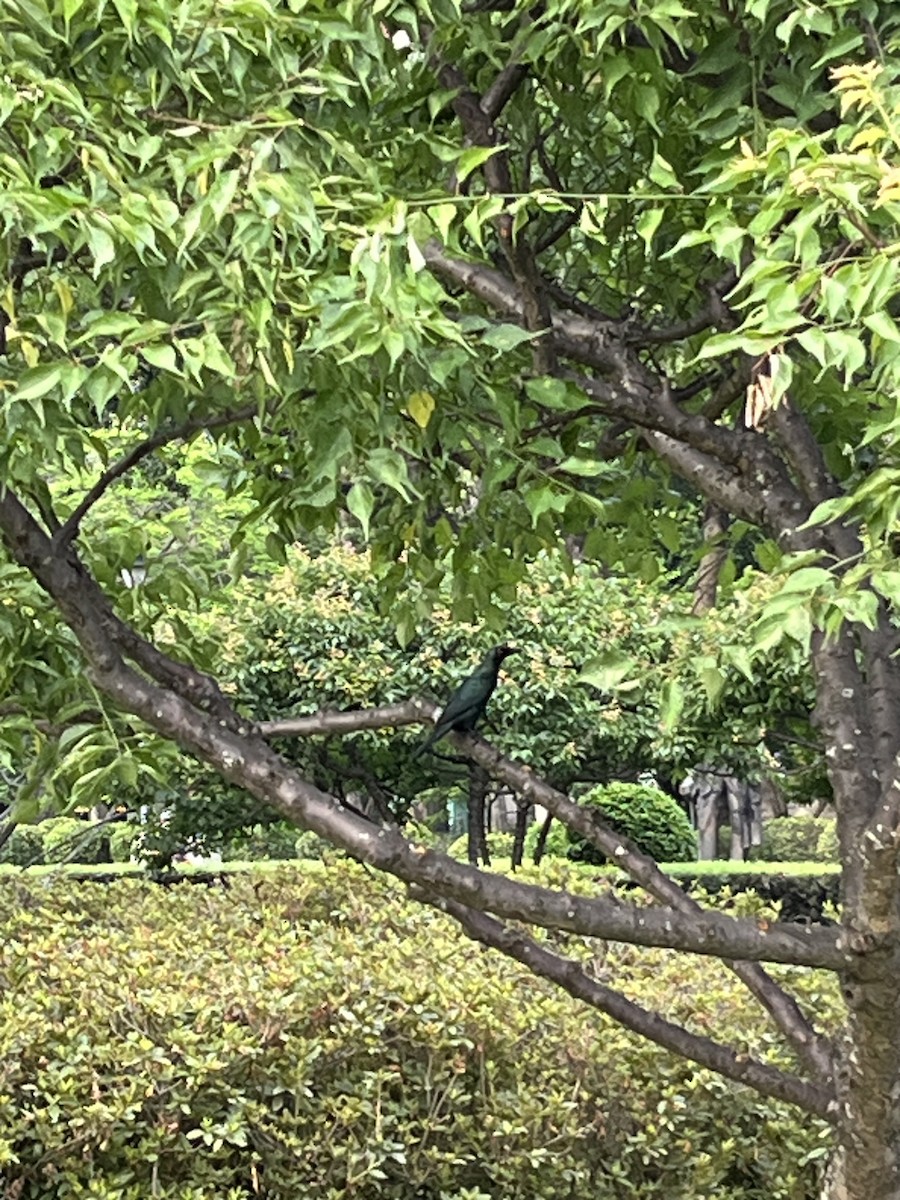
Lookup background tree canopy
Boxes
[4,1,900,1195]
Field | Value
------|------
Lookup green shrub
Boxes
[567,782,697,865]
[759,816,837,863]
[447,831,515,861]
[817,819,839,863]
[39,817,110,864]
[107,822,140,863]
[524,817,570,861]
[224,821,298,861]
[0,825,44,867]
[0,862,836,1199]
[295,828,331,860]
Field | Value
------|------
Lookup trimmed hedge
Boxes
[224,821,299,861]
[447,831,516,861]
[673,870,840,924]
[0,862,837,1199]
[40,816,111,865]
[0,825,44,867]
[756,816,838,864]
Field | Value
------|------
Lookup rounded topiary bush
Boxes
[567,782,697,865]
[0,825,45,867]
[40,817,110,865]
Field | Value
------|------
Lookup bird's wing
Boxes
[435,676,489,730]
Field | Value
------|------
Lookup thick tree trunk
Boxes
[826,971,900,1200]
[815,628,900,1200]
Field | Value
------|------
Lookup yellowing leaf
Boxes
[407,390,435,428]
[257,350,278,389]
[55,280,74,317]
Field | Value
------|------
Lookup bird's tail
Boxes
[411,727,440,760]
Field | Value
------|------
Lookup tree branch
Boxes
[624,271,738,345]
[425,244,818,545]
[1,488,247,729]
[643,429,817,552]
[481,61,529,120]
[0,492,841,1083]
[432,57,556,373]
[261,704,844,969]
[53,403,259,552]
[451,730,838,1080]
[259,700,434,737]
[421,892,835,1119]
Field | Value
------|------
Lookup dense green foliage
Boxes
[561,783,697,865]
[1,1,899,1186]
[0,824,44,867]
[39,816,109,865]
[0,863,837,1199]
[0,817,112,867]
[757,817,839,865]
[223,821,300,862]
[3,0,888,828]
[177,548,818,839]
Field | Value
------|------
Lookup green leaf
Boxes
[578,650,637,691]
[407,390,435,428]
[647,153,680,189]
[481,324,536,351]
[85,224,116,276]
[659,678,685,731]
[141,344,181,374]
[265,533,287,564]
[863,310,900,343]
[111,0,138,34]
[57,723,96,755]
[871,570,900,609]
[524,485,568,525]
[523,377,577,410]
[779,566,833,593]
[557,457,610,477]
[456,144,505,184]
[346,481,375,541]
[427,202,456,244]
[636,206,664,251]
[368,449,418,500]
[14,364,64,401]
[727,646,755,681]
[699,665,726,706]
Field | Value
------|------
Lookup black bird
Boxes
[414,645,518,758]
